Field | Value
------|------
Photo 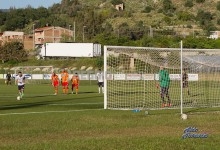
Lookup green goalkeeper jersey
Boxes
[159,69,170,88]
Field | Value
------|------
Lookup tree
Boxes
[143,6,153,13]
[0,11,6,26]
[196,0,205,3]
[217,2,220,11]
[111,0,123,6]
[0,42,28,63]
[196,10,214,32]
[162,0,176,14]
[163,16,172,25]
[177,11,194,21]
[184,0,194,8]
[217,18,220,25]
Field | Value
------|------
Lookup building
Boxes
[0,31,24,45]
[0,26,73,50]
[209,31,220,39]
[34,26,73,47]
[0,31,36,50]
[115,3,124,11]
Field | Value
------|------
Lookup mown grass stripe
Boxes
[0,108,103,116]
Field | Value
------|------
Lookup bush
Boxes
[111,0,123,5]
[143,6,153,13]
[162,0,176,14]
[177,11,194,21]
[195,0,205,3]
[96,57,104,68]
[217,19,220,25]
[184,0,194,7]
[217,2,220,11]
[163,16,172,25]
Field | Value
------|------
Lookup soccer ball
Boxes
[181,113,187,120]
[17,96,21,101]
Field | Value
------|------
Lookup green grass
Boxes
[0,81,220,150]
[107,80,220,109]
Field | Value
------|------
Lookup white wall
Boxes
[40,43,101,57]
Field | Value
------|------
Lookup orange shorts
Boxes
[53,81,59,87]
[62,82,68,87]
[72,84,79,89]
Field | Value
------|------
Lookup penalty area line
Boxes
[0,109,103,116]
[48,102,103,106]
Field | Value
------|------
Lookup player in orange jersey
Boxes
[61,69,69,94]
[71,73,79,94]
[51,72,59,95]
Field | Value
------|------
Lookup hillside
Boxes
[102,0,220,33]
[1,0,220,37]
[1,0,220,70]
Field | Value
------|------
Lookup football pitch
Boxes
[0,80,220,150]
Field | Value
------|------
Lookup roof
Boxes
[35,26,53,31]
[35,26,69,32]
[2,31,24,36]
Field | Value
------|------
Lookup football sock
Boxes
[19,92,22,98]
[65,88,68,94]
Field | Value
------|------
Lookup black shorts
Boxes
[183,81,188,88]
[7,79,11,81]
[160,87,169,95]
[18,85,25,90]
[98,82,104,87]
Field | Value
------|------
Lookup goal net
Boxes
[104,45,220,110]
[12,66,54,84]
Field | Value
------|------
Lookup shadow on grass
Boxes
[0,95,103,110]
[109,91,160,96]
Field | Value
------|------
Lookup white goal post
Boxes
[104,44,220,111]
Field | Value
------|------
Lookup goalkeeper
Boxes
[159,66,171,107]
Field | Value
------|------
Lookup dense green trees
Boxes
[217,2,220,11]
[0,42,28,64]
[0,0,219,39]
[177,11,194,21]
[196,0,205,3]
[162,0,176,15]
[196,10,216,32]
[0,7,50,31]
[0,0,220,53]
[185,0,194,8]
[111,0,123,5]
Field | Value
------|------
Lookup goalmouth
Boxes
[104,45,220,111]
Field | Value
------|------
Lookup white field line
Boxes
[0,108,103,116]
[187,110,220,115]
[48,102,103,106]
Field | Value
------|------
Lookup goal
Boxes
[12,66,54,84]
[104,45,220,110]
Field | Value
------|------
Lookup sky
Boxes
[0,0,61,9]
